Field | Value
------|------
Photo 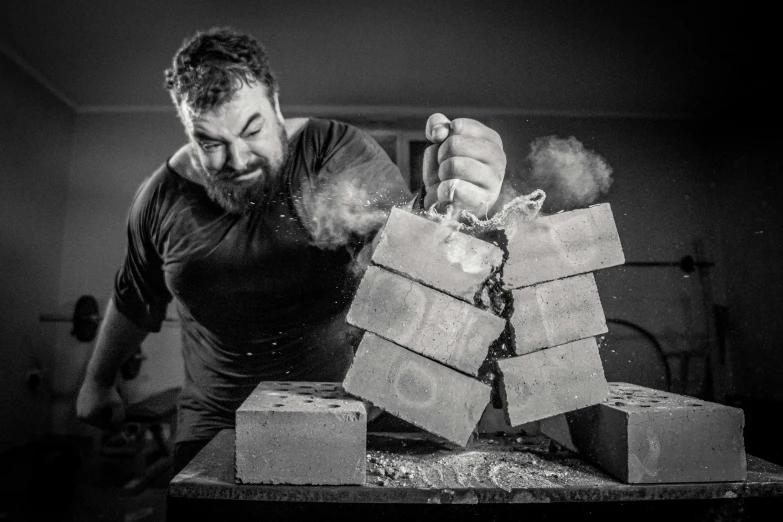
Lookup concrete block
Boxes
[347,266,505,376]
[372,207,504,302]
[504,203,625,289]
[511,273,608,354]
[235,381,366,485]
[343,333,491,446]
[497,337,609,426]
[541,382,747,483]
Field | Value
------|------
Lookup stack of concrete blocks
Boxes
[235,382,367,485]
[343,207,507,446]
[496,203,625,427]
[234,203,627,484]
[233,202,746,486]
[539,383,747,483]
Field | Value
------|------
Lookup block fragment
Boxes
[235,382,366,485]
[540,382,747,483]
[511,273,608,354]
[503,203,625,289]
[537,413,578,452]
[343,333,491,446]
[347,266,505,376]
[497,337,609,426]
[372,207,504,302]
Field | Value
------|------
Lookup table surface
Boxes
[169,429,783,504]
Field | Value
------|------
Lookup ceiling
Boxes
[1,1,775,118]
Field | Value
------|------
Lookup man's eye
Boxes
[201,142,222,152]
[246,129,261,137]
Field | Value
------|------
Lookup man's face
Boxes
[180,81,289,213]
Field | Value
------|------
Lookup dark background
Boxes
[1,0,781,518]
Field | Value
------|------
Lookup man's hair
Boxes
[164,27,279,114]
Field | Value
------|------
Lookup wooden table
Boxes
[168,429,783,520]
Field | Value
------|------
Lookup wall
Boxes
[0,1,724,115]
[711,122,783,401]
[0,54,75,450]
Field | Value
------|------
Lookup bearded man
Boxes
[76,27,506,472]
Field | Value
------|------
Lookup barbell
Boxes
[39,294,178,343]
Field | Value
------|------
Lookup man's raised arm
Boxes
[422,113,506,216]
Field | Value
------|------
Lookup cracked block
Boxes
[511,273,608,354]
[372,207,504,302]
[503,203,625,289]
[347,266,505,376]
[540,382,747,483]
[343,333,491,446]
[235,381,366,485]
[497,337,609,426]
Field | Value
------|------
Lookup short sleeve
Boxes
[296,120,415,251]
[321,123,412,208]
[113,173,173,332]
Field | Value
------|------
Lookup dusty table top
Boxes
[169,429,783,504]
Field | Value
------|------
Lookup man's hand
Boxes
[76,378,125,429]
[422,113,506,217]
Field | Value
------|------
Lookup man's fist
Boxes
[422,113,506,217]
[76,378,125,429]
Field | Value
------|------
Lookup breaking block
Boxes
[347,266,505,376]
[343,333,491,446]
[540,382,747,483]
[503,203,625,289]
[372,207,504,302]
[235,381,366,485]
[511,273,608,354]
[497,337,609,426]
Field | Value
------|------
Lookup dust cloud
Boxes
[525,136,613,213]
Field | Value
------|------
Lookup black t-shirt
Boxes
[114,119,413,442]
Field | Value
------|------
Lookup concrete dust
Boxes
[425,190,546,235]
[366,432,613,490]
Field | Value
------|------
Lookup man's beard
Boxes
[202,124,290,214]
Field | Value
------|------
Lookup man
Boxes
[76,27,506,471]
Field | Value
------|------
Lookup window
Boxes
[366,130,429,193]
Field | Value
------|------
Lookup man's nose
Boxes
[226,142,252,171]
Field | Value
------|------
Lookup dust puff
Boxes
[527,136,613,213]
